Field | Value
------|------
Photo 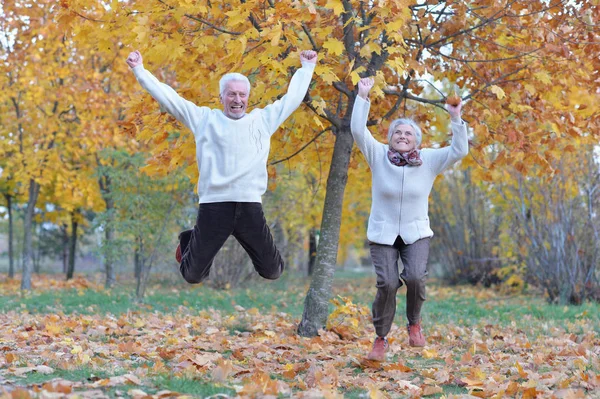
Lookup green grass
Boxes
[2,272,599,335]
[151,375,235,397]
[8,365,234,399]
[340,388,369,399]
[0,273,309,317]
[423,293,600,333]
[11,365,111,386]
[441,384,469,396]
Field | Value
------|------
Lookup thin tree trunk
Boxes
[308,228,317,276]
[66,212,78,280]
[6,194,14,278]
[21,179,40,290]
[62,224,68,273]
[298,127,354,337]
[99,173,116,288]
[31,222,42,274]
[33,223,41,274]
[134,244,141,279]
[105,225,116,288]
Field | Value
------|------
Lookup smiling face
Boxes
[220,80,249,120]
[390,124,417,153]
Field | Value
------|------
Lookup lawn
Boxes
[0,271,598,398]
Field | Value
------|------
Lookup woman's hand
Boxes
[357,77,374,100]
[126,50,143,68]
[447,102,462,122]
[300,50,318,64]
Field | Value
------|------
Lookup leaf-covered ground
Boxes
[0,274,598,398]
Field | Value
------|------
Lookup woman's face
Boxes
[390,124,417,153]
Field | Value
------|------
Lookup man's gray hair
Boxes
[219,73,251,96]
[387,118,423,148]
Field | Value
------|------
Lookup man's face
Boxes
[220,80,249,120]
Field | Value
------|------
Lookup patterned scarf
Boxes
[387,148,422,167]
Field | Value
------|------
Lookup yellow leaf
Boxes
[270,23,282,47]
[46,322,62,335]
[132,25,148,42]
[534,71,552,85]
[313,115,324,129]
[524,84,536,95]
[515,361,528,378]
[422,348,438,359]
[350,71,361,86]
[322,38,345,56]
[329,0,344,15]
[368,384,385,399]
[489,85,506,100]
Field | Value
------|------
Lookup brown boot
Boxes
[367,337,389,361]
[408,322,426,347]
[175,243,182,263]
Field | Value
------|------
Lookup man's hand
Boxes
[126,50,143,68]
[357,77,374,100]
[447,102,462,122]
[300,50,318,64]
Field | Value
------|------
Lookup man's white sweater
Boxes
[132,62,316,203]
[351,96,469,245]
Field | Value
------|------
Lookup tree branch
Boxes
[332,81,352,98]
[429,46,542,64]
[304,94,341,127]
[270,127,331,165]
[157,0,243,35]
[302,23,320,51]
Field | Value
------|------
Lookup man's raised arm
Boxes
[261,50,318,135]
[126,50,206,133]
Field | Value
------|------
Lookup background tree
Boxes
[96,149,189,299]
[496,146,600,304]
[429,168,503,286]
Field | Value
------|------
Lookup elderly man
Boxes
[126,49,317,284]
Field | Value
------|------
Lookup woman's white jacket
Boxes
[350,96,469,245]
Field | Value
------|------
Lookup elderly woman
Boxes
[351,77,468,361]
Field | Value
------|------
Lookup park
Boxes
[1,0,599,398]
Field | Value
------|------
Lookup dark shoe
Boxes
[408,322,426,347]
[367,336,389,361]
[176,229,193,263]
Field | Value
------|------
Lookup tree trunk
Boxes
[308,228,317,276]
[21,179,40,290]
[298,127,354,337]
[135,257,146,300]
[134,244,141,279]
[105,225,116,288]
[62,224,68,273]
[98,173,116,288]
[66,212,78,280]
[104,195,116,288]
[6,194,15,278]
[33,223,41,274]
